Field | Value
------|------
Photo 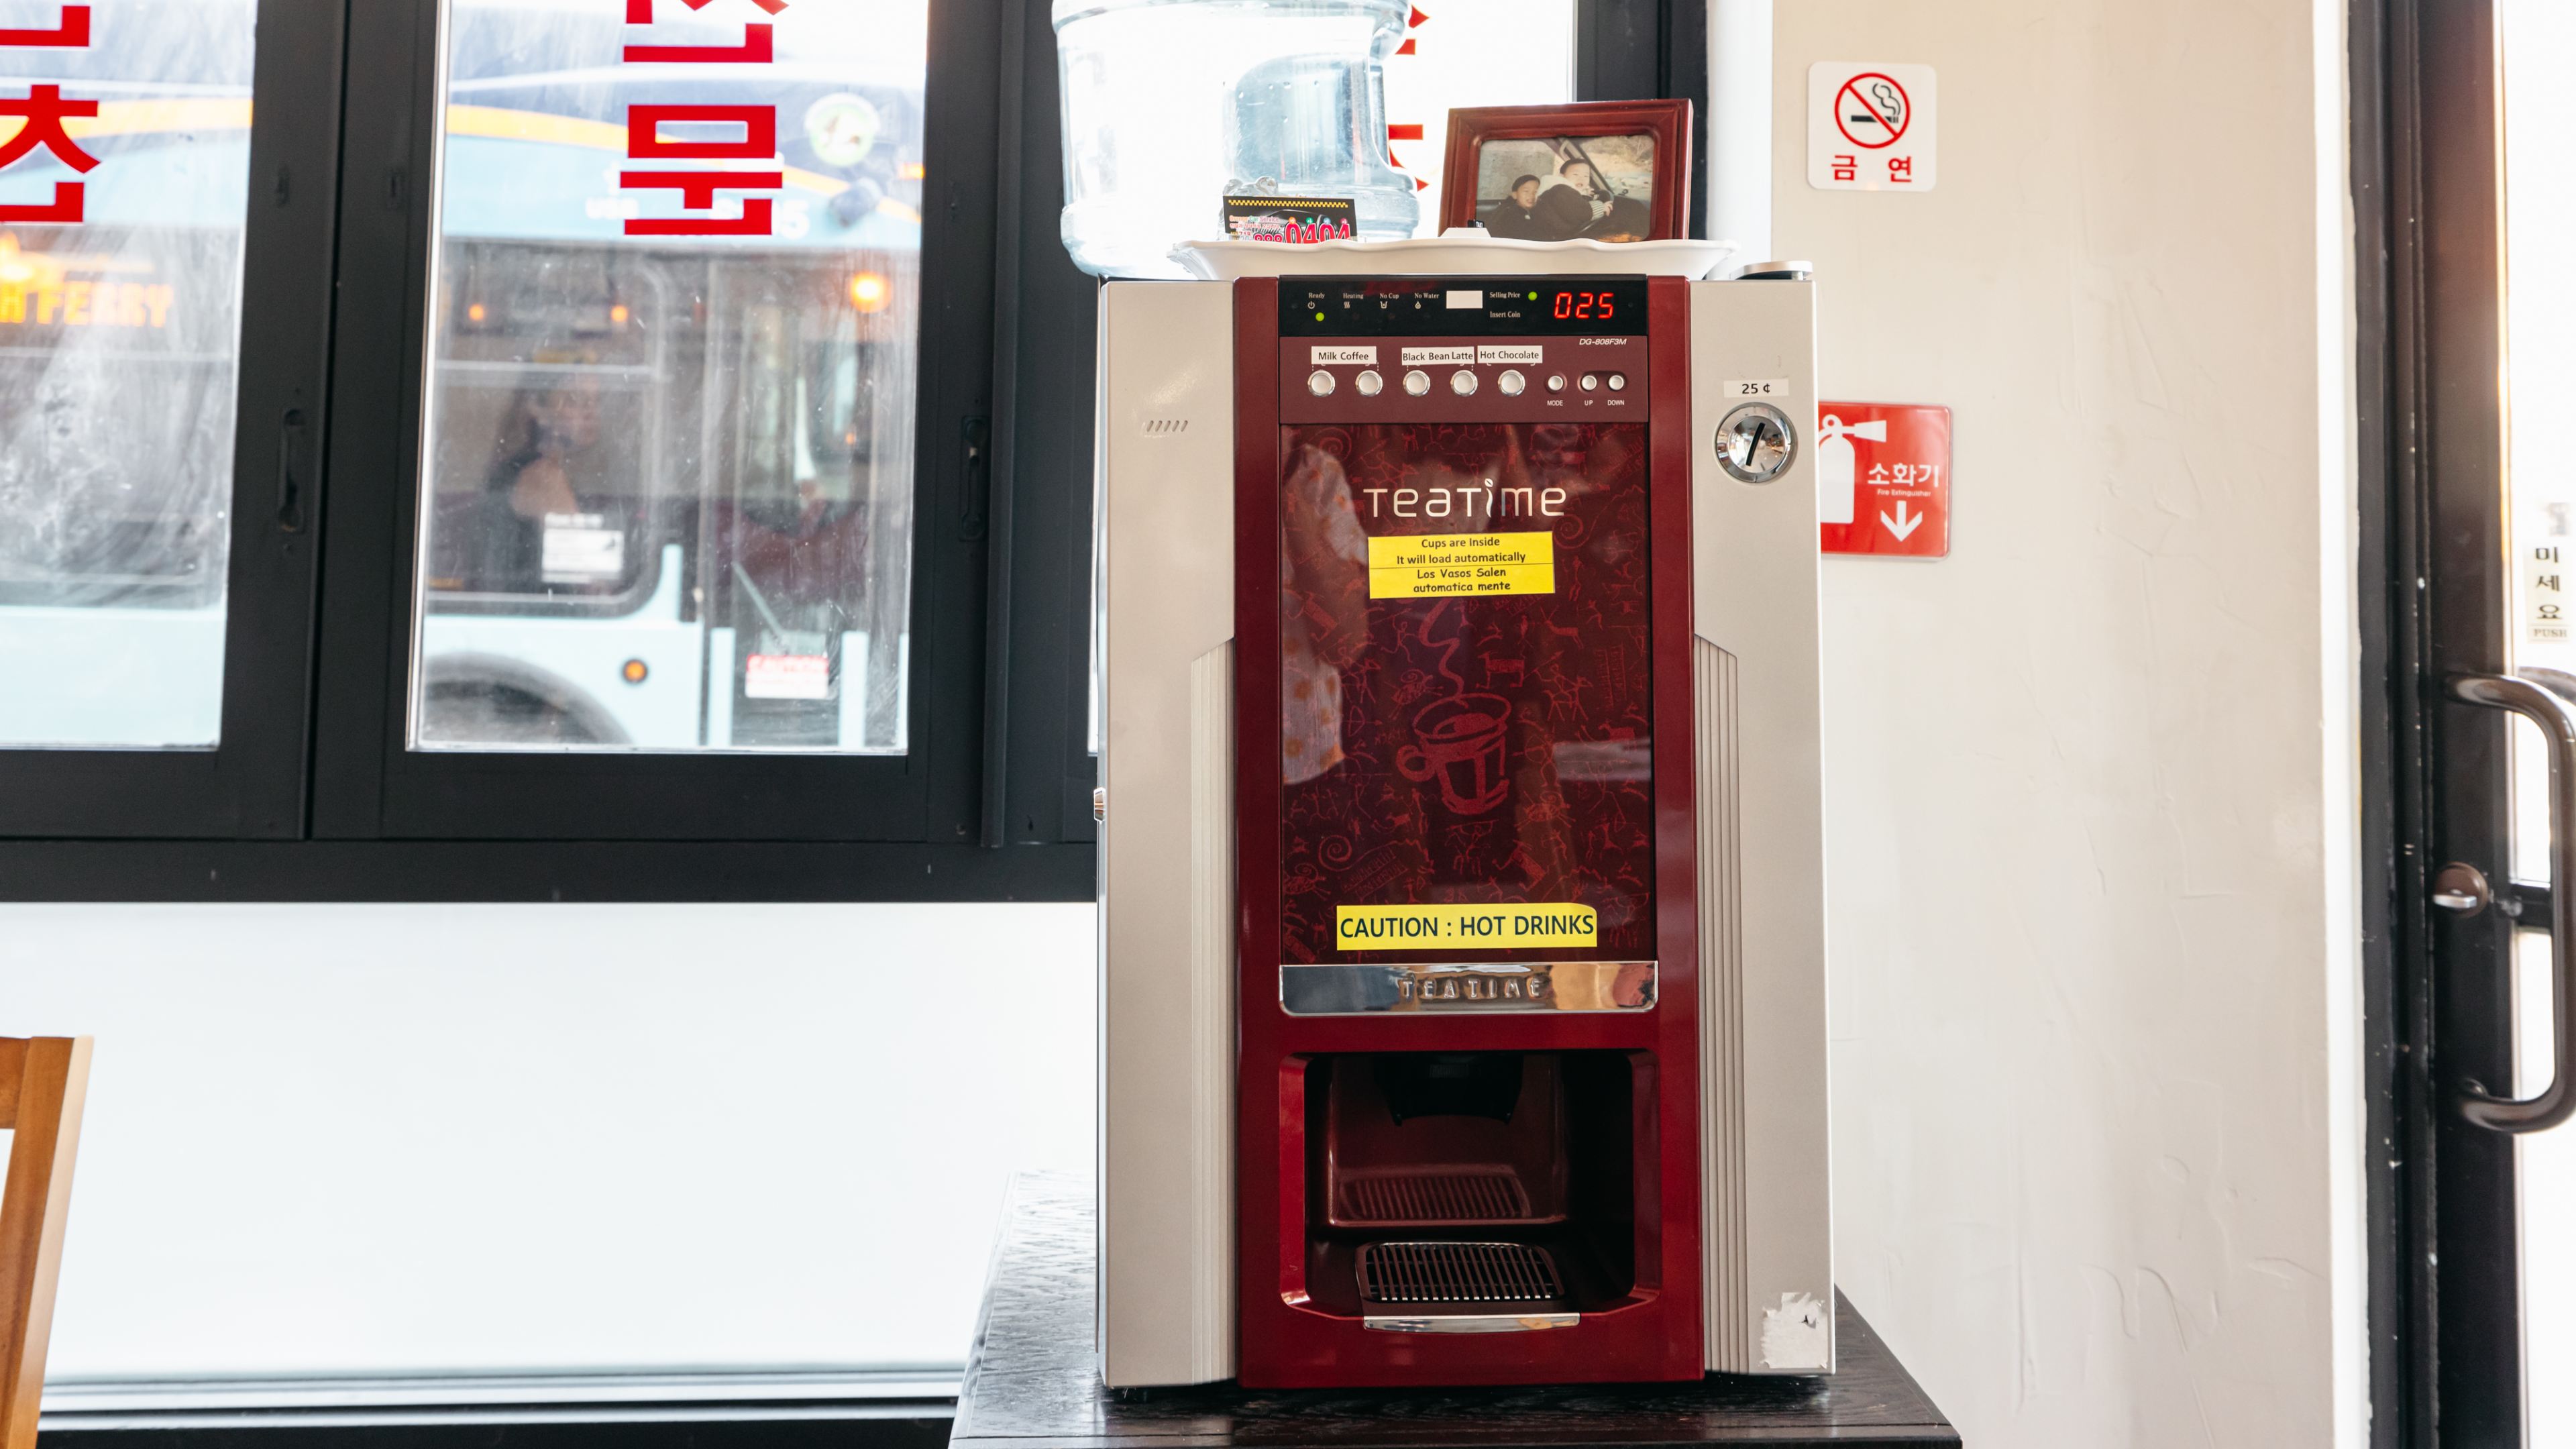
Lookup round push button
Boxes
[1548,374,1567,392]
[1606,372,1627,392]
[1307,369,1335,397]
[1450,368,1478,396]
[1498,369,1526,396]
[1403,369,1432,396]
[1355,369,1384,396]
[1579,373,1600,392]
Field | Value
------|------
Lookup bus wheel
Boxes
[420,678,622,747]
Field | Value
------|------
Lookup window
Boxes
[0,0,252,751]
[302,0,1010,853]
[0,0,335,840]
[412,1,926,755]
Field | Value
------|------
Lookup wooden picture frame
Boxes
[1438,101,1693,243]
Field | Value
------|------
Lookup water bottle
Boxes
[1053,0,1421,278]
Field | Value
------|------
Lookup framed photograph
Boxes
[1438,101,1693,244]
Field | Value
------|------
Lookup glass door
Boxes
[2404,1,2576,1441]
[2497,3,2576,1440]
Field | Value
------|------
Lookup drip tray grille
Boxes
[1336,1169,1534,1226]
[1357,1240,1564,1305]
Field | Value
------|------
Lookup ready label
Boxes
[1366,531,1555,599]
[1336,903,1599,950]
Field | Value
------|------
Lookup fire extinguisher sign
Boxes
[1817,402,1951,558]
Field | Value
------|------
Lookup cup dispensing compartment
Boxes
[1296,1051,1650,1329]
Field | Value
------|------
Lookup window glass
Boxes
[0,0,255,749]
[412,0,924,753]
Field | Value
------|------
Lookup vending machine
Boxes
[1095,266,1830,1389]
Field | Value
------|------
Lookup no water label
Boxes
[1809,62,1937,192]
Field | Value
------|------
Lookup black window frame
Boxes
[0,0,1695,903]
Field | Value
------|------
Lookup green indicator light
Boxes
[1315,311,1326,321]
[1529,291,1539,299]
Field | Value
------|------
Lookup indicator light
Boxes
[622,659,649,685]
[849,271,891,312]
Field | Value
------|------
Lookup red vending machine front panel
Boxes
[1234,275,1703,1388]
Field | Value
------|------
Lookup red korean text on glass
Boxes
[621,103,780,237]
[0,7,98,225]
[621,0,783,237]
[625,0,786,64]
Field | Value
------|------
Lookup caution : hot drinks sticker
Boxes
[1335,902,1598,950]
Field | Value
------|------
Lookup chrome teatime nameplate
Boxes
[1277,961,1656,1016]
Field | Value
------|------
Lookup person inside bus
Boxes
[480,370,622,594]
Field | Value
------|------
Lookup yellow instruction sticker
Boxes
[1366,531,1556,600]
[1335,902,1599,951]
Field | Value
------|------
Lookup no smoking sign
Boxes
[1809,62,1937,191]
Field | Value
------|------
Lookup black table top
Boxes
[950,1174,1957,1449]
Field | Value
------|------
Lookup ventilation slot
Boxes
[1357,1241,1563,1305]
[1335,1169,1533,1226]
[1140,418,1190,435]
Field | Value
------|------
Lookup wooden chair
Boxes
[0,1039,91,1449]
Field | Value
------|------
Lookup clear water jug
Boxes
[1053,0,1421,278]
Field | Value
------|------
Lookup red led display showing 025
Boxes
[1552,290,1615,320]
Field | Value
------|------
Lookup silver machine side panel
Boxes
[1688,280,1835,1375]
[1095,280,1238,1389]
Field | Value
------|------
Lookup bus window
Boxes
[0,0,258,749]
[410,0,926,755]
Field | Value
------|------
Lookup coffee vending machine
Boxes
[1097,266,1830,1389]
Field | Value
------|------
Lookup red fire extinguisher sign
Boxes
[1816,402,1951,557]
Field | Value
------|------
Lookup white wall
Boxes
[1776,3,2361,1446]
[0,902,1095,1382]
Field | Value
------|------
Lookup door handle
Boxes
[276,407,309,533]
[2447,671,2576,1132]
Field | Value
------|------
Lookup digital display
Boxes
[1281,276,1648,337]
[1551,290,1614,321]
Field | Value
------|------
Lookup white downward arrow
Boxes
[1882,499,1924,541]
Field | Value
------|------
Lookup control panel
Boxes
[1278,274,1648,423]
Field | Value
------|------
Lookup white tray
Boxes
[1171,235,1739,280]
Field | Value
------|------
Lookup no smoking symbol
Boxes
[1835,72,1910,149]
